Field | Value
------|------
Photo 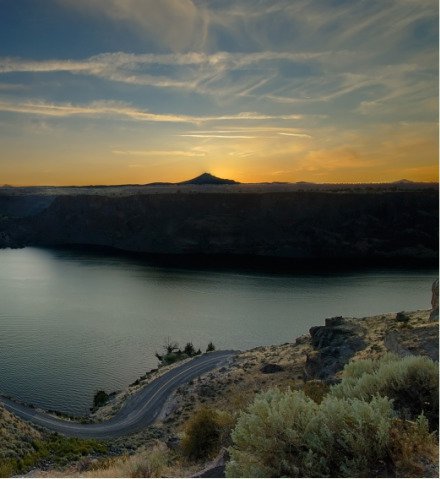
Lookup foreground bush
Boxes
[0,435,107,477]
[227,389,393,477]
[330,353,439,430]
[181,407,235,460]
[92,390,110,410]
[389,415,438,477]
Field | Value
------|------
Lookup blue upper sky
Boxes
[0,0,438,185]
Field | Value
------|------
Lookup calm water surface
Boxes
[0,247,436,414]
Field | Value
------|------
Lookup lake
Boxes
[0,247,436,415]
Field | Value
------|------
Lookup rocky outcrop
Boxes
[304,317,366,381]
[0,190,438,262]
[430,279,439,321]
[383,330,413,357]
[384,325,438,361]
[305,281,439,381]
[260,363,284,374]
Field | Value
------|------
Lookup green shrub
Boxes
[183,342,196,356]
[330,353,439,430]
[0,435,107,477]
[226,388,394,478]
[0,460,16,478]
[92,390,110,409]
[206,342,216,352]
[181,407,234,460]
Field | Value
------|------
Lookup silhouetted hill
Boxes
[146,173,239,186]
[177,173,239,185]
[393,179,414,184]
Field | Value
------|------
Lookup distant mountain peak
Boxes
[178,172,239,185]
[394,179,414,184]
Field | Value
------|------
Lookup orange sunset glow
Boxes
[0,0,438,185]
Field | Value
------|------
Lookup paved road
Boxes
[0,350,237,439]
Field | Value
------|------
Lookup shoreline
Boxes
[2,244,439,273]
[2,304,437,430]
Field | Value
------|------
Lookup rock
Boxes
[295,334,309,345]
[324,316,345,327]
[260,363,284,374]
[430,279,439,321]
[396,311,410,322]
[305,319,366,380]
[385,325,439,361]
[192,448,229,478]
[384,330,412,357]
[166,436,180,450]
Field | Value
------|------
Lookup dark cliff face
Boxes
[0,190,438,262]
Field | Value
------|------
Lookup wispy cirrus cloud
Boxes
[57,0,437,55]
[58,0,209,52]
[0,50,331,93]
[179,134,257,139]
[1,48,434,121]
[112,149,205,157]
[277,132,311,138]
[0,99,303,124]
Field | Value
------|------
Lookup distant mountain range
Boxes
[147,173,239,186]
[146,175,420,187]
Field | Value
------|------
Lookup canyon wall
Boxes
[0,190,438,263]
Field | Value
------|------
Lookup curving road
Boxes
[0,350,237,439]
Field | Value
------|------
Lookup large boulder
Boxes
[304,317,366,380]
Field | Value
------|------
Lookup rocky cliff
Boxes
[304,288,439,382]
[0,189,438,263]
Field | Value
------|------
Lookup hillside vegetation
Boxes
[0,407,107,477]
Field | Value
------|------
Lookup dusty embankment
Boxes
[0,186,438,263]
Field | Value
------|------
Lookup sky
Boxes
[0,0,438,185]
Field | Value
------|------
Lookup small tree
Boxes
[183,342,196,356]
[181,407,234,460]
[92,390,109,409]
[163,337,179,355]
[206,341,215,352]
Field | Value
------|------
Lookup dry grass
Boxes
[390,418,439,478]
[81,442,198,478]
[0,405,41,465]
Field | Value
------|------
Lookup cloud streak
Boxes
[0,99,303,124]
[112,149,205,157]
[0,50,330,92]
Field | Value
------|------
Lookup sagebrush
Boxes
[330,353,439,430]
[227,388,394,477]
